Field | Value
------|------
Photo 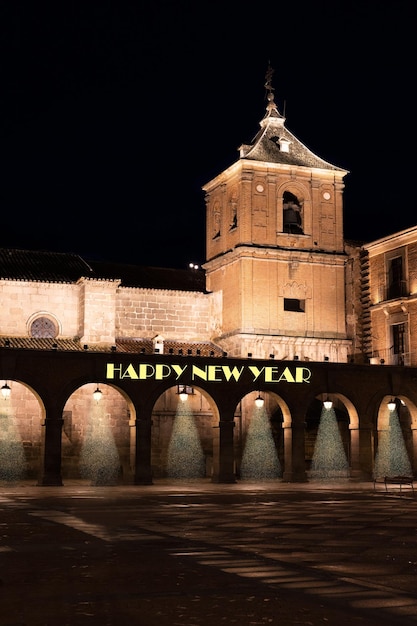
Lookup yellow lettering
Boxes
[121,364,139,379]
[264,366,280,382]
[221,365,244,381]
[155,364,172,380]
[296,367,311,383]
[277,367,295,383]
[106,363,121,379]
[248,366,264,382]
[192,365,207,381]
[138,364,155,379]
[207,365,223,381]
[172,364,188,379]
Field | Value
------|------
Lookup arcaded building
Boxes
[1,69,417,486]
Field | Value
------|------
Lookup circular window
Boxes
[30,317,58,338]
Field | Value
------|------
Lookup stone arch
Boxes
[27,311,61,338]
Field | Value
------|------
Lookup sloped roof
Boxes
[0,248,94,283]
[0,248,206,292]
[238,67,348,174]
[240,120,347,172]
[0,336,224,357]
[88,259,206,291]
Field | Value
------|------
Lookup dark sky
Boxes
[0,1,414,269]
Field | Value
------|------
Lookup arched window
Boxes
[283,191,303,234]
[30,316,58,338]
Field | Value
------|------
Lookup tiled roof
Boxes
[0,337,225,356]
[88,260,206,292]
[0,248,206,292]
[0,248,93,283]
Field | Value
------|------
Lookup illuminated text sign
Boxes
[106,363,311,384]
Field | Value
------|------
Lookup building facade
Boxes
[1,68,417,486]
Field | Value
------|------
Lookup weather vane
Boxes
[264,63,276,108]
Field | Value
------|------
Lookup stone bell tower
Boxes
[202,66,351,363]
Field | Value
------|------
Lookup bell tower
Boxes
[202,66,351,363]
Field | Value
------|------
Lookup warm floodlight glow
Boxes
[1,383,11,399]
[179,387,188,402]
[387,399,396,411]
[93,387,102,402]
[255,394,264,408]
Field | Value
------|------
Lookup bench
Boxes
[373,475,414,494]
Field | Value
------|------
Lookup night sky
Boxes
[0,1,414,269]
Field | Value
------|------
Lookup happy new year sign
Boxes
[105,363,312,384]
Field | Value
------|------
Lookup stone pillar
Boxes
[133,417,153,485]
[211,419,236,483]
[411,427,417,475]
[349,427,361,480]
[359,426,374,480]
[282,420,308,483]
[38,410,63,486]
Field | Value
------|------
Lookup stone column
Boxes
[211,418,236,483]
[359,426,374,480]
[282,419,308,483]
[37,410,63,486]
[349,427,361,479]
[133,417,153,485]
[411,427,417,475]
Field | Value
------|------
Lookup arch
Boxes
[62,382,132,483]
[277,180,311,235]
[27,312,61,338]
[0,379,45,480]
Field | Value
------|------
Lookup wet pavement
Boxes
[1,478,417,625]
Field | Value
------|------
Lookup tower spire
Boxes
[263,63,283,119]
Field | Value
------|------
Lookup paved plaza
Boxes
[1,479,417,625]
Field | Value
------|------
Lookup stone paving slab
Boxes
[1,479,417,625]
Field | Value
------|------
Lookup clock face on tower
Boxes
[256,184,264,193]
[323,192,331,200]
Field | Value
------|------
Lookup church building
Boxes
[1,68,417,486]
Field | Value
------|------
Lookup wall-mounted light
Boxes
[1,383,11,399]
[93,387,102,402]
[255,393,264,408]
[387,399,396,412]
